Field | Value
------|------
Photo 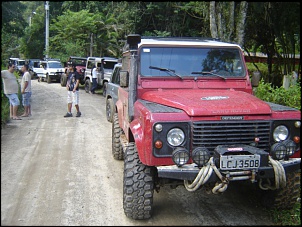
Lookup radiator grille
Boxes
[192,121,271,152]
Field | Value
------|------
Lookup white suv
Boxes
[84,57,118,97]
[39,60,65,83]
[9,58,25,76]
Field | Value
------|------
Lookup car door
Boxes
[107,65,121,105]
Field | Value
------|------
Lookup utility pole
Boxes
[45,1,49,59]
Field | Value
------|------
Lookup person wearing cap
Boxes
[64,64,81,117]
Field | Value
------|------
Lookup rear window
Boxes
[103,61,118,70]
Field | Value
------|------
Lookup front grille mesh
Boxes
[192,121,271,152]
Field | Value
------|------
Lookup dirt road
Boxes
[1,80,276,226]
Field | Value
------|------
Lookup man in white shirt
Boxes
[90,66,98,94]
[20,64,32,117]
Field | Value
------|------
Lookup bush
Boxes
[254,79,301,110]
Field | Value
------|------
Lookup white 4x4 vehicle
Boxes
[9,58,25,76]
[84,57,118,97]
[38,60,65,83]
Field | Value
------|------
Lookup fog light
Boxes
[192,147,210,167]
[271,143,287,160]
[172,147,189,167]
[282,140,296,156]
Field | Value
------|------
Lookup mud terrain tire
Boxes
[260,170,301,210]
[61,74,67,87]
[112,113,124,160]
[123,142,155,220]
[106,98,114,123]
[47,74,51,83]
[85,79,92,93]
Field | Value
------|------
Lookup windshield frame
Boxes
[138,45,246,79]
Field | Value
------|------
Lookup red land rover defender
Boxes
[112,34,301,220]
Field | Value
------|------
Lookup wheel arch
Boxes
[129,118,148,164]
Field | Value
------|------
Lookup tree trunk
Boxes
[209,1,218,39]
[227,2,235,42]
[236,1,248,47]
[90,33,93,57]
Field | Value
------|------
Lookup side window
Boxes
[112,67,121,84]
[87,61,94,69]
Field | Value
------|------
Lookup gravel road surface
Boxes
[1,79,276,226]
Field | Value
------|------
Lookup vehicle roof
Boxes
[40,60,62,63]
[9,58,25,62]
[29,59,42,62]
[68,56,87,60]
[138,37,241,48]
[87,56,118,62]
[114,63,122,68]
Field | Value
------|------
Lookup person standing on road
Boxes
[89,65,98,94]
[1,63,22,120]
[64,64,81,117]
[20,64,32,117]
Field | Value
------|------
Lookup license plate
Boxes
[220,155,260,170]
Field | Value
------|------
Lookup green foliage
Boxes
[50,9,95,58]
[1,91,10,126]
[254,79,301,110]
[269,202,301,226]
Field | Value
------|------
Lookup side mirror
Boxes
[120,70,129,87]
[251,71,261,87]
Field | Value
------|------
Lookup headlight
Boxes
[167,128,185,146]
[273,125,288,141]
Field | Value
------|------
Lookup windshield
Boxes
[70,58,86,66]
[140,47,246,78]
[48,62,63,68]
[18,61,25,66]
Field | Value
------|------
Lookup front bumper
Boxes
[49,73,63,79]
[157,158,301,182]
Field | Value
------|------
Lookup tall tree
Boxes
[209,1,248,45]
[1,1,27,60]
[244,2,300,86]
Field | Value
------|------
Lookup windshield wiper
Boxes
[191,71,227,80]
[149,66,182,79]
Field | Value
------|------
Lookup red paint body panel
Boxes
[140,89,272,116]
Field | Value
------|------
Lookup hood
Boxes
[141,89,272,116]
